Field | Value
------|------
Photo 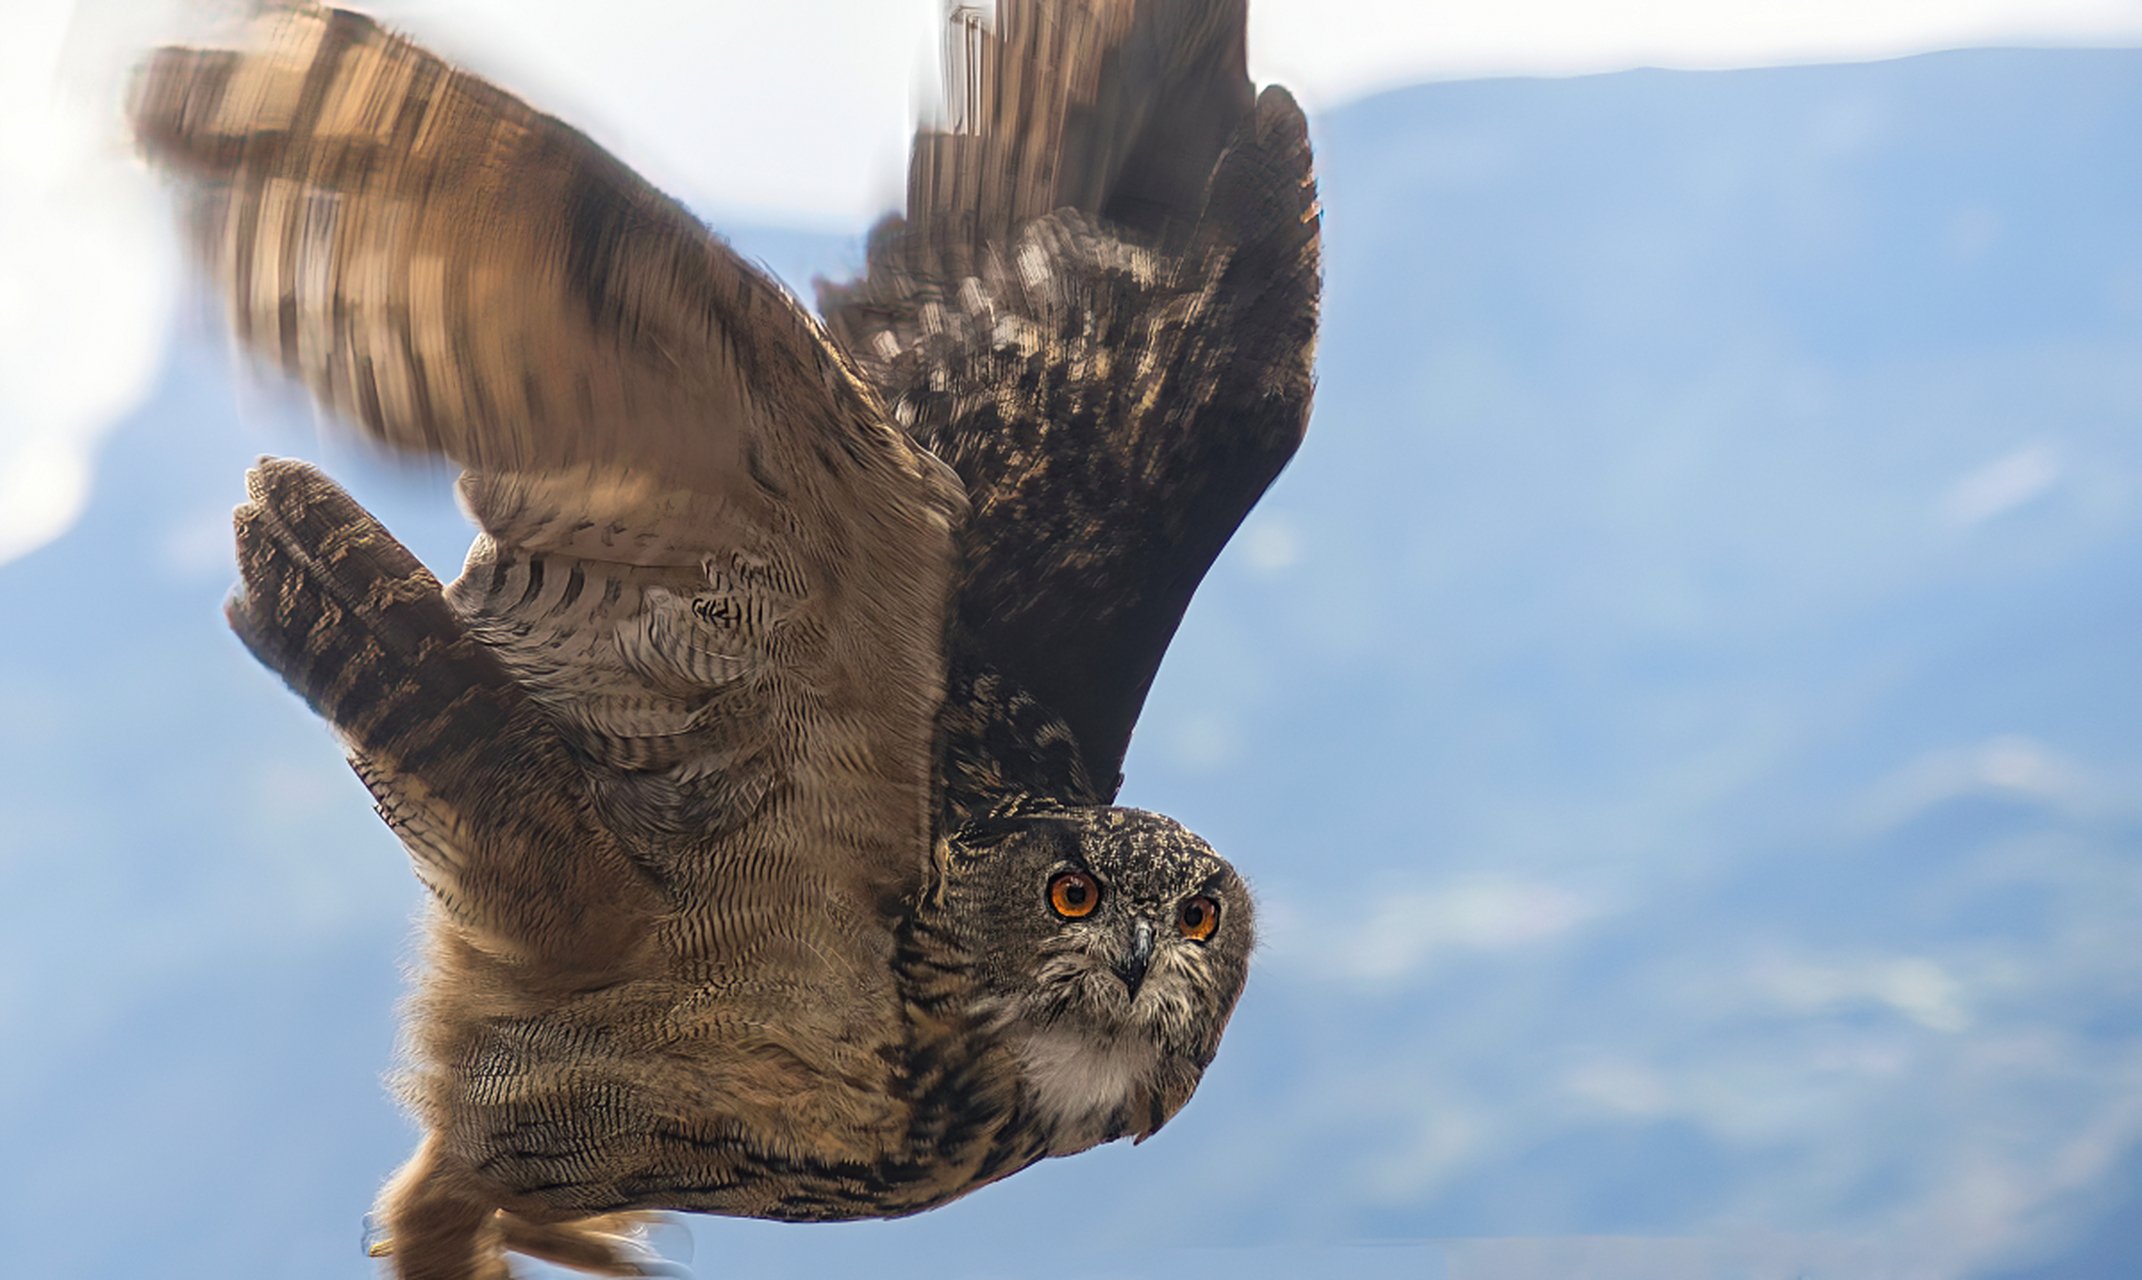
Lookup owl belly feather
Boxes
[415,909,1053,1226]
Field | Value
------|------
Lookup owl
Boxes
[131,0,1318,1276]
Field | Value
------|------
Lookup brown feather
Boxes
[822,0,1321,802]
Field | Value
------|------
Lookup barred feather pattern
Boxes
[824,75,1321,802]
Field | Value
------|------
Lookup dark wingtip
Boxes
[1199,82,1319,258]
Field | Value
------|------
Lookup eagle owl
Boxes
[131,1,1318,1276]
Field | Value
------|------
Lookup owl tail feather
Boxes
[227,458,663,987]
[375,1133,672,1279]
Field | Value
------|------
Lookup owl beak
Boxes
[1114,918,1156,997]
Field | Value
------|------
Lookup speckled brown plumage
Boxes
[132,2,1316,1277]
[823,2,1320,802]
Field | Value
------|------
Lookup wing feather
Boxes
[132,3,937,567]
[822,0,1319,803]
[227,458,662,987]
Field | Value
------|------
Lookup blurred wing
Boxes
[132,3,905,566]
[821,0,1320,803]
[139,6,967,992]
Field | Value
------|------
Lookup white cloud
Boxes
[1758,953,1974,1032]
[0,0,177,566]
[1440,1233,1917,1280]
[1853,734,2087,832]
[0,432,94,566]
[1266,873,1605,982]
[1239,513,1305,574]
[345,0,943,225]
[1252,0,2142,109]
[332,0,2142,220]
[1941,444,2063,526]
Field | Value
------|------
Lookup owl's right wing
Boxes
[138,6,965,995]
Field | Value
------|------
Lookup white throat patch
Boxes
[1013,1024,1159,1151]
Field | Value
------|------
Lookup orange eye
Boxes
[1047,871,1101,919]
[1177,895,1219,942]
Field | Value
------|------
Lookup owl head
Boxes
[944,807,1255,1155]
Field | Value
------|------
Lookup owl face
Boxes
[949,807,1255,1154]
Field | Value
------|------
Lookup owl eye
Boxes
[1177,895,1220,942]
[1047,870,1101,919]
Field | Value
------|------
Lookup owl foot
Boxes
[375,1134,677,1279]
[496,1210,674,1277]
[363,1221,676,1279]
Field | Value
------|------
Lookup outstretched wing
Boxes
[136,6,965,1002]
[821,0,1320,807]
[227,458,665,989]
[131,2,932,568]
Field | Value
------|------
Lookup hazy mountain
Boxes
[4,45,2138,1279]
